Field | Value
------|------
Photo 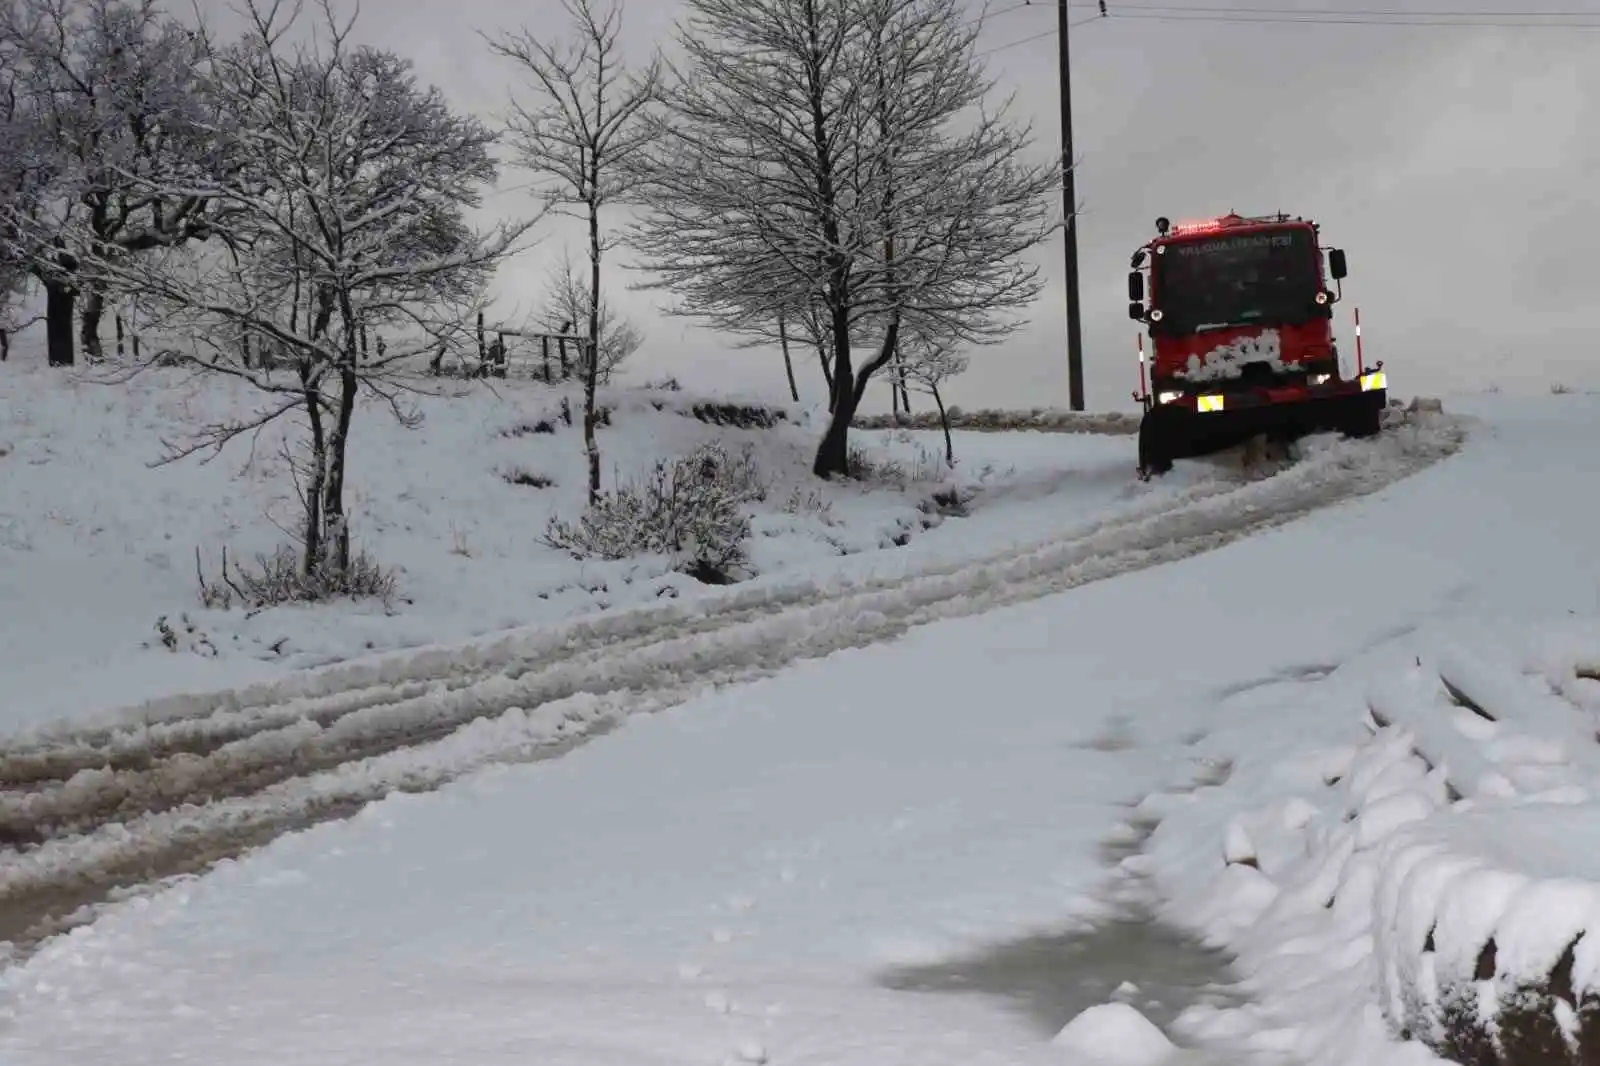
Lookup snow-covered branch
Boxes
[0,0,246,364]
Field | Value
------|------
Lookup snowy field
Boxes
[0,362,1192,731]
[8,370,1600,1065]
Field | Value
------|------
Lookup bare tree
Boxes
[80,0,534,581]
[0,0,237,366]
[488,0,662,505]
[898,333,968,466]
[630,0,1058,479]
[537,247,642,386]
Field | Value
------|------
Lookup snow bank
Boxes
[853,406,1141,434]
[1140,619,1600,1066]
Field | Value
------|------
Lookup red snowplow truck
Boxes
[1127,212,1387,477]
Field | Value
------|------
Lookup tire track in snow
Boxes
[0,460,1250,791]
[0,411,1465,957]
[0,446,1294,808]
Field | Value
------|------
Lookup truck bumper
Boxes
[1139,382,1387,475]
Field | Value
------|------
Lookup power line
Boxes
[1070,1,1600,14]
[964,0,1036,26]
[1105,10,1600,26]
[978,14,1103,55]
[1006,1,1600,27]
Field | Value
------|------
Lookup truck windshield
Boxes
[1154,229,1321,332]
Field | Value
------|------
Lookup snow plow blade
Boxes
[1139,386,1386,477]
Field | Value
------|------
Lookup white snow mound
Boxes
[1053,1002,1178,1065]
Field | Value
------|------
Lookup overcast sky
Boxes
[201,0,1600,412]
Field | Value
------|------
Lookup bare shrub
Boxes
[689,402,787,428]
[196,543,399,611]
[502,467,555,488]
[846,443,948,486]
[919,486,974,517]
[846,444,906,486]
[503,419,558,437]
[541,442,767,582]
[782,487,837,525]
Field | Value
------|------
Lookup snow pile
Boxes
[1177,331,1290,383]
[1053,1002,1178,1065]
[853,406,1141,434]
[1373,805,1600,1066]
[1136,622,1600,1066]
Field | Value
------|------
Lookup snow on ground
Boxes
[0,362,1199,732]
[0,403,1458,965]
[1138,617,1600,1066]
[5,391,1596,1066]
[8,384,1600,1066]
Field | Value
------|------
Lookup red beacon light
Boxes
[1168,217,1228,237]
[1167,213,1258,237]
[1161,212,1298,239]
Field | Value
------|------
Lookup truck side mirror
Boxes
[1328,249,1347,280]
[1127,270,1145,302]
[1128,301,1145,321]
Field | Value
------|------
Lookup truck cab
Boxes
[1127,212,1386,477]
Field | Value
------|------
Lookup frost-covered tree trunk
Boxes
[79,285,106,362]
[324,370,358,574]
[893,344,912,415]
[777,310,800,403]
[931,381,953,465]
[300,370,328,576]
[42,276,74,367]
[585,173,604,500]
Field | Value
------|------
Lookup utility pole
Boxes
[1056,0,1086,410]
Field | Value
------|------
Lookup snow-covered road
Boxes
[0,410,1460,957]
[8,389,1573,1066]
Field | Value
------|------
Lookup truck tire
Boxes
[1343,393,1384,439]
[1138,409,1177,477]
